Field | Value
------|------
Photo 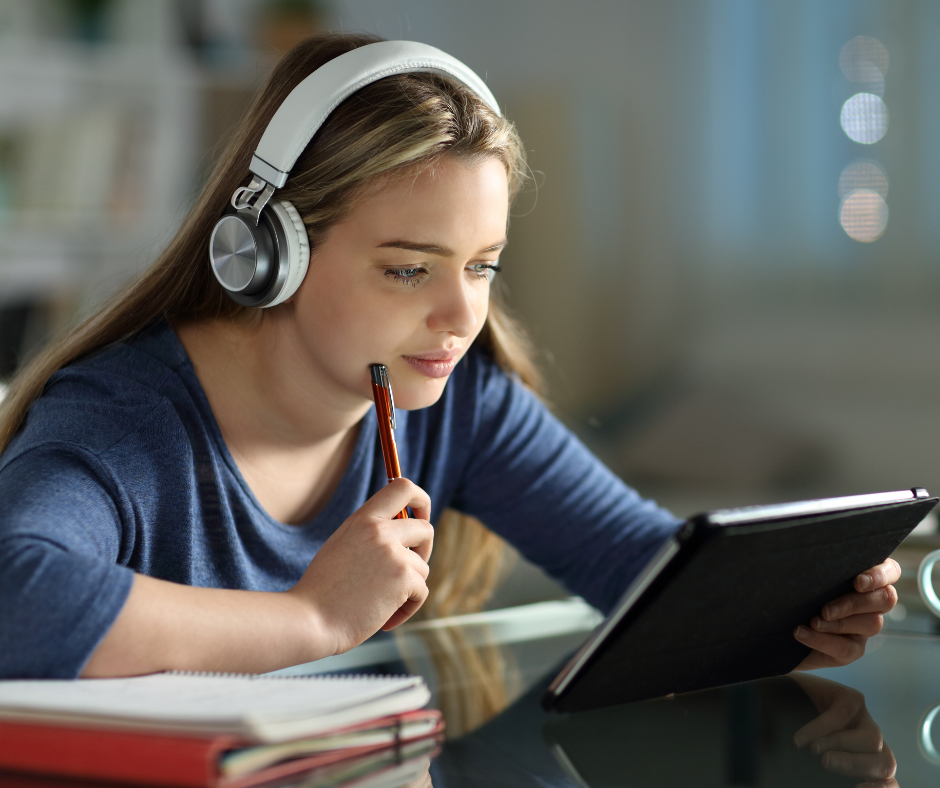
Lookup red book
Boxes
[0,710,443,788]
[0,673,441,788]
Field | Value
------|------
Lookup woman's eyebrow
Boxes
[377,239,508,255]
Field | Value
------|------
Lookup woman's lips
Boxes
[402,351,461,379]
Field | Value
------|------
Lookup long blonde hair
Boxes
[0,34,541,725]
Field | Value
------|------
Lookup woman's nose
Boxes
[426,276,482,337]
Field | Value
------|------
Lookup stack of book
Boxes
[0,672,443,788]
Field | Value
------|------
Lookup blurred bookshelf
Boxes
[0,0,323,376]
[0,40,196,313]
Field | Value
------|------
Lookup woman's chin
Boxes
[390,377,450,411]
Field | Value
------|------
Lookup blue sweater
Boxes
[0,321,680,678]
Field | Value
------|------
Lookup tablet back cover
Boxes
[552,497,934,713]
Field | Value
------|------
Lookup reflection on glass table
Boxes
[543,674,895,787]
[275,598,603,739]
[272,596,940,787]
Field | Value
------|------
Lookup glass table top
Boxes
[268,595,940,787]
[3,593,940,787]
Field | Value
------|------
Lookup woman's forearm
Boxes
[80,574,328,677]
[81,480,434,678]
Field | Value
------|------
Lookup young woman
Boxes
[0,34,900,679]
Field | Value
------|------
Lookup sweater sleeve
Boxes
[0,445,135,678]
[451,358,683,613]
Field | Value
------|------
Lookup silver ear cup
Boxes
[210,214,272,294]
[209,209,290,307]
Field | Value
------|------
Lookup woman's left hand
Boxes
[793,558,900,670]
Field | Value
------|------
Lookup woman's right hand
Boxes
[288,477,434,657]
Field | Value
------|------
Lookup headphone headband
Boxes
[250,40,501,188]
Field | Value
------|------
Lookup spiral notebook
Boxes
[0,671,430,741]
[0,672,439,788]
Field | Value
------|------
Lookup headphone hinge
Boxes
[231,177,275,225]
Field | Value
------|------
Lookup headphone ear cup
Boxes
[209,210,276,303]
[263,200,310,308]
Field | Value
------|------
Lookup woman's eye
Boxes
[384,268,427,287]
[467,263,502,280]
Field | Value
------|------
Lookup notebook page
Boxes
[0,673,427,738]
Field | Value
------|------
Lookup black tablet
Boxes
[543,488,936,713]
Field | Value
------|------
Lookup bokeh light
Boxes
[838,160,888,199]
[839,188,888,242]
[839,36,889,82]
[845,60,884,96]
[840,93,889,144]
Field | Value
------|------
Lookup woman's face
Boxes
[284,154,510,411]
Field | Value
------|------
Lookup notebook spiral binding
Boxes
[166,670,405,681]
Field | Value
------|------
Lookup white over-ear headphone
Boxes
[208,40,501,308]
